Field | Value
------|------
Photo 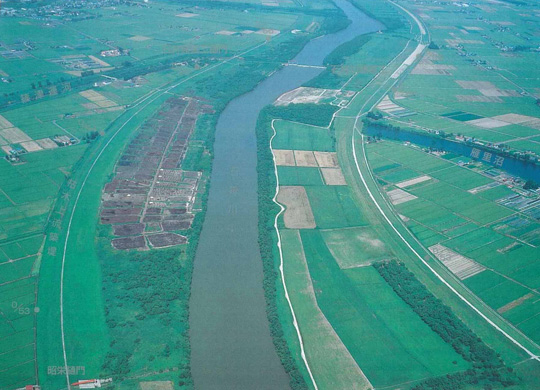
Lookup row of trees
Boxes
[266,103,339,128]
[364,118,540,166]
[374,261,517,389]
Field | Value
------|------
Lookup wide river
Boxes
[189,1,382,388]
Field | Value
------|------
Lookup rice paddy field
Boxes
[366,139,540,347]
[371,0,540,157]
[0,145,85,390]
[0,1,309,95]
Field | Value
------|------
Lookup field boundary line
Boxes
[0,275,32,288]
[270,119,319,390]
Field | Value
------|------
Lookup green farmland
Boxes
[301,230,469,388]
[366,139,540,348]
[265,114,529,388]
[2,0,540,388]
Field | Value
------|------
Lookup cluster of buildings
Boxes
[0,0,147,20]
[100,48,129,57]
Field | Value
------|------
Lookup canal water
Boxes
[189,1,383,389]
[365,125,540,182]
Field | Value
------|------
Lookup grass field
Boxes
[278,166,325,186]
[321,226,394,268]
[272,120,335,151]
[0,145,84,390]
[0,278,37,390]
[305,186,366,228]
[281,229,371,390]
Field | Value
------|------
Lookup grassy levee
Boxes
[334,115,540,386]
[37,93,169,389]
[337,38,416,118]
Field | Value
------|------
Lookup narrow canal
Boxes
[189,1,383,388]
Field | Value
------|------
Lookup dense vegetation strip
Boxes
[323,34,372,67]
[374,261,517,390]
[256,107,309,390]
[306,34,372,89]
[265,103,339,128]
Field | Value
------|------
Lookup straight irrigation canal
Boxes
[189,1,383,388]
